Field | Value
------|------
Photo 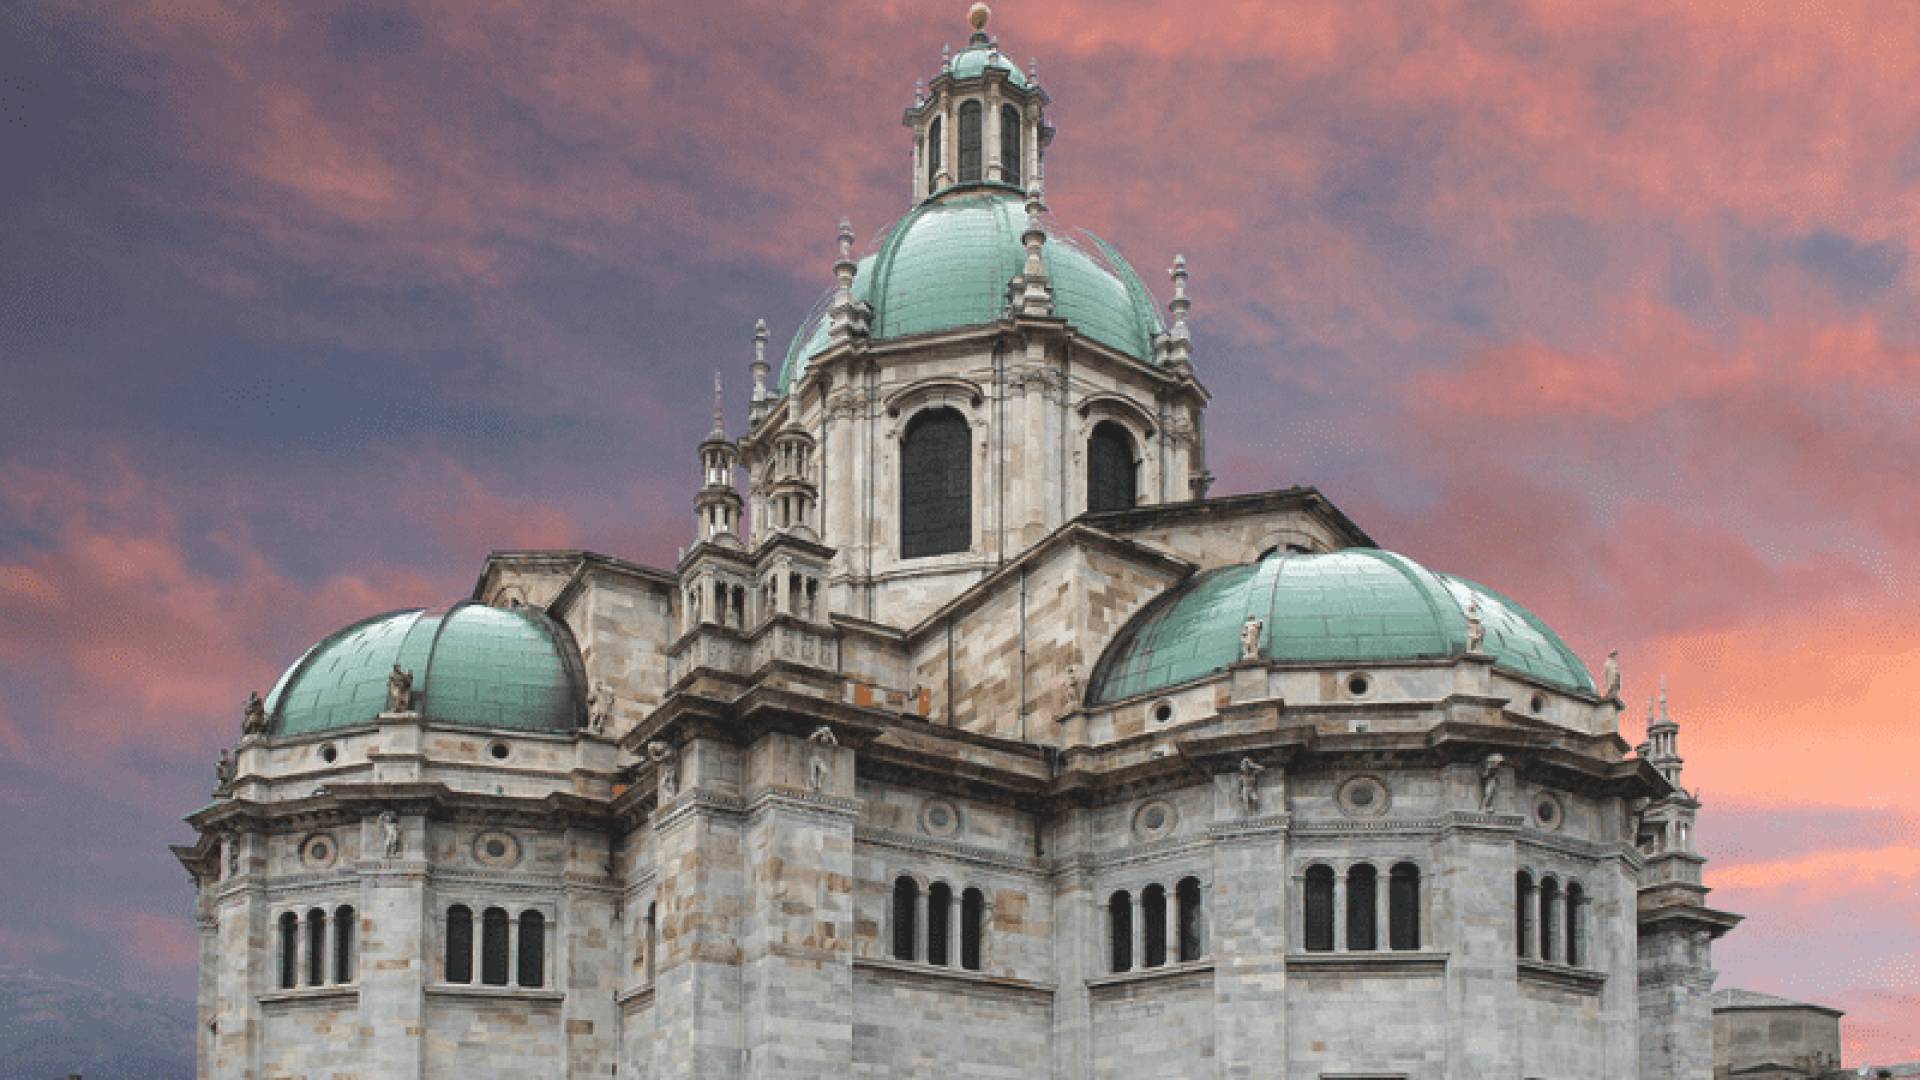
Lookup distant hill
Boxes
[0,967,193,1080]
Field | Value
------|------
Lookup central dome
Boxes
[780,191,1165,392]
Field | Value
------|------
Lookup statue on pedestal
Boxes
[647,740,678,797]
[1464,599,1485,654]
[1602,650,1621,700]
[242,691,267,737]
[214,748,234,793]
[380,811,402,858]
[587,682,614,734]
[808,726,838,792]
[1239,615,1264,662]
[1479,754,1506,811]
[1235,757,1264,816]
[386,665,414,713]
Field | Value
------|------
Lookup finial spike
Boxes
[711,371,725,435]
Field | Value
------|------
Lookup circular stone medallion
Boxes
[1336,775,1391,818]
[920,799,961,838]
[473,830,522,868]
[1133,799,1178,842]
[300,833,338,869]
[1533,793,1564,831]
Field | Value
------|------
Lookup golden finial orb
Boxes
[968,3,991,32]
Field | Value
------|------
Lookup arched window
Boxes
[892,877,919,962]
[1388,864,1420,951]
[928,117,943,188]
[1539,877,1560,963]
[1142,884,1168,968]
[1176,877,1203,962]
[1303,866,1335,952]
[961,887,985,971]
[1515,873,1534,959]
[278,911,299,989]
[927,882,952,967]
[518,910,546,988]
[446,905,473,983]
[333,905,356,983]
[1086,421,1137,512]
[900,408,971,558]
[958,100,983,183]
[481,907,510,986]
[1346,865,1378,952]
[1000,105,1022,187]
[1108,890,1133,972]
[306,908,327,986]
[1565,883,1585,967]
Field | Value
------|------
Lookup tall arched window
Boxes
[927,883,953,967]
[1346,865,1378,952]
[961,887,985,971]
[518,910,546,988]
[1176,877,1203,962]
[333,904,356,983]
[892,877,919,962]
[1539,877,1560,963]
[1108,890,1133,972]
[481,907,510,986]
[1388,864,1420,951]
[958,101,983,183]
[1303,866,1335,953]
[1515,872,1534,959]
[306,908,327,986]
[1565,883,1585,967]
[278,911,299,989]
[1086,421,1138,512]
[900,408,971,558]
[446,905,473,983]
[928,117,943,188]
[1142,884,1168,968]
[1000,105,1022,187]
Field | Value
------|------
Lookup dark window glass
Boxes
[1565,883,1585,967]
[961,887,985,971]
[518,910,546,987]
[958,100,983,183]
[334,905,356,983]
[481,907,510,986]
[928,117,942,188]
[278,912,299,989]
[1346,865,1378,951]
[892,877,918,961]
[1176,877,1203,962]
[1515,873,1533,959]
[1087,422,1137,512]
[1142,884,1168,967]
[1108,891,1132,972]
[446,905,473,983]
[900,408,971,557]
[927,883,952,967]
[1000,105,1022,187]
[1539,878,1560,963]
[306,909,327,986]
[1389,864,1420,951]
[1304,866,1335,952]
[644,902,658,982]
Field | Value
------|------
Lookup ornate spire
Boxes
[709,371,726,438]
[748,319,771,426]
[1166,254,1194,372]
[1645,674,1685,790]
[1011,186,1054,316]
[695,372,742,547]
[828,218,869,341]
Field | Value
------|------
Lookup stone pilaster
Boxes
[1439,811,1523,1076]
[651,738,747,1078]
[1208,779,1290,1078]
[358,812,427,1080]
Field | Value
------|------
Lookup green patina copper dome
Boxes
[1089,549,1596,705]
[947,41,1028,87]
[780,191,1164,392]
[263,603,588,737]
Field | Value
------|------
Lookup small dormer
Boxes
[903,4,1052,203]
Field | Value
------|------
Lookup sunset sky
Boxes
[2,0,1916,1064]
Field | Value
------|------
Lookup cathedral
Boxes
[175,6,1824,1078]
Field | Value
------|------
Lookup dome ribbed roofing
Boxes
[947,42,1028,87]
[1088,549,1596,705]
[263,603,587,737]
[780,191,1164,393]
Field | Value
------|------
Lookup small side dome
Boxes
[263,603,588,737]
[1088,549,1595,705]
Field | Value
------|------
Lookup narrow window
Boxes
[446,905,473,983]
[333,904,356,983]
[1000,105,1022,187]
[900,408,971,558]
[306,908,327,986]
[927,883,953,967]
[1346,865,1378,952]
[1086,421,1138,512]
[1515,872,1534,959]
[1389,864,1420,951]
[278,911,299,989]
[1304,866,1335,952]
[644,901,658,982]
[1565,883,1585,967]
[518,910,546,988]
[1539,877,1560,963]
[961,887,985,971]
[1108,890,1133,972]
[1176,877,1203,962]
[892,877,919,962]
[1142,884,1168,967]
[928,116,943,188]
[481,907,510,985]
[958,100,983,183]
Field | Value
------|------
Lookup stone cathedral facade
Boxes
[175,7,1767,1078]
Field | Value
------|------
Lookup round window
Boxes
[319,743,339,765]
[1347,673,1372,697]
[1153,702,1174,724]
[1531,693,1547,714]
[488,741,511,761]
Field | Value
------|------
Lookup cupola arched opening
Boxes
[958,100,983,183]
[1000,105,1022,188]
[900,408,972,558]
[1087,421,1138,512]
[928,116,943,189]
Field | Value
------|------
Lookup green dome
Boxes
[263,603,588,737]
[947,42,1028,87]
[1088,549,1596,705]
[780,191,1164,392]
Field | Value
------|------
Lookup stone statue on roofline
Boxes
[1464,598,1485,654]
[647,740,678,797]
[242,690,268,737]
[214,748,235,793]
[587,682,614,734]
[1239,614,1264,662]
[386,664,414,713]
[1063,664,1082,710]
[1601,650,1621,700]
